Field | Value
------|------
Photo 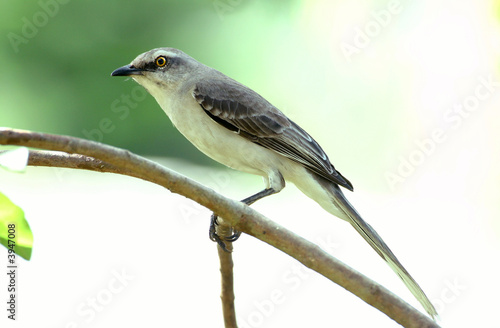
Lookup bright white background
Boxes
[2,0,500,327]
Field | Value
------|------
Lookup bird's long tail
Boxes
[325,182,438,319]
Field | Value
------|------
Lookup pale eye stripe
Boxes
[153,50,178,59]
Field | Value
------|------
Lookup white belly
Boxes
[159,88,286,179]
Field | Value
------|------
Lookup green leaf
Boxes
[0,192,33,261]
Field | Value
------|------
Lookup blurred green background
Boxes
[0,0,428,187]
[2,0,499,191]
[3,0,313,166]
[1,1,500,326]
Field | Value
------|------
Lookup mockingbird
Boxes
[111,47,437,319]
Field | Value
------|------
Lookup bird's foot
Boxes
[209,213,241,252]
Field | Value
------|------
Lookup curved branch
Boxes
[0,128,439,328]
[23,149,240,327]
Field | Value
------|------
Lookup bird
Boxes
[111,47,437,319]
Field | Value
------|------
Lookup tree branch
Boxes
[216,219,237,328]
[5,147,240,327]
[0,128,439,328]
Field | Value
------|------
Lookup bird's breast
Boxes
[157,90,286,178]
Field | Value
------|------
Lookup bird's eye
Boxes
[155,56,167,67]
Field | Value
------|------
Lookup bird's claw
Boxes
[209,213,241,252]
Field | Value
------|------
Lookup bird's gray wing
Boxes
[192,77,353,191]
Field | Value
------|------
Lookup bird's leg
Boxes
[240,188,278,206]
[209,188,278,251]
[210,171,285,251]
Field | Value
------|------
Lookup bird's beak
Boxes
[111,65,143,77]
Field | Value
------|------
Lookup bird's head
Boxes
[111,47,200,97]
